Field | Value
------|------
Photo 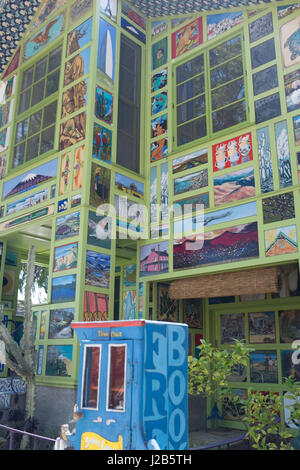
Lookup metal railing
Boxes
[190,433,247,450]
[0,423,56,450]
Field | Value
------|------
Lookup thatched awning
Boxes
[168,266,281,300]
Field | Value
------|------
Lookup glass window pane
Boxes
[82,346,100,409]
[251,38,276,69]
[43,101,57,128]
[40,126,55,154]
[255,92,281,124]
[120,41,136,70]
[13,143,25,167]
[107,345,126,411]
[46,69,60,97]
[49,46,62,72]
[212,77,245,110]
[118,100,135,135]
[31,80,45,107]
[18,89,31,114]
[177,74,205,104]
[209,36,242,68]
[176,55,204,84]
[15,119,29,143]
[253,65,278,96]
[249,12,273,44]
[35,58,47,81]
[22,67,34,90]
[177,115,207,146]
[119,67,135,103]
[210,57,243,89]
[177,95,206,124]
[28,110,42,137]
[212,100,246,133]
[26,135,40,161]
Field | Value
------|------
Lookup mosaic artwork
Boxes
[284,69,300,112]
[250,351,278,383]
[83,291,109,321]
[66,17,92,57]
[213,133,253,172]
[73,146,85,191]
[60,111,86,151]
[161,162,169,221]
[87,210,111,250]
[157,283,178,322]
[121,18,146,43]
[90,163,110,207]
[24,13,65,61]
[213,167,255,206]
[151,114,167,139]
[151,136,168,162]
[69,0,93,26]
[172,149,208,173]
[99,0,118,22]
[115,173,144,199]
[220,313,245,344]
[280,16,300,69]
[293,114,300,146]
[85,250,111,289]
[174,169,208,196]
[174,201,257,236]
[53,242,78,272]
[6,188,48,216]
[2,158,58,200]
[265,225,298,257]
[248,311,276,344]
[151,92,167,115]
[55,211,80,241]
[123,290,136,320]
[92,122,112,163]
[174,193,209,215]
[207,11,243,40]
[262,192,295,224]
[152,37,168,70]
[282,350,300,381]
[98,18,117,84]
[60,152,71,196]
[0,126,9,153]
[279,310,300,343]
[49,308,75,339]
[150,166,157,224]
[121,1,146,30]
[45,345,73,377]
[123,264,137,288]
[0,76,16,104]
[151,69,167,93]
[275,120,292,189]
[28,0,65,32]
[64,47,90,87]
[152,19,168,37]
[257,126,274,193]
[140,241,169,277]
[171,17,203,59]
[174,222,259,270]
[183,299,203,329]
[51,274,77,303]
[95,86,113,124]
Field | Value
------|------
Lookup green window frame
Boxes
[12,45,62,169]
[175,32,249,149]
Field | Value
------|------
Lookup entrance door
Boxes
[79,341,133,450]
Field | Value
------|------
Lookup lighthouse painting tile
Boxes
[97,18,116,85]
[2,158,58,200]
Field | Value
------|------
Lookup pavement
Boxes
[189,428,247,449]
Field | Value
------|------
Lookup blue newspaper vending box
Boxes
[62,320,188,451]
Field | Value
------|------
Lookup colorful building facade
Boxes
[0,0,300,435]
